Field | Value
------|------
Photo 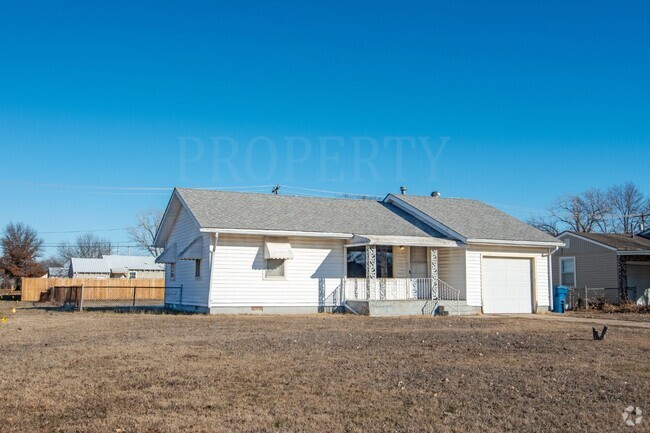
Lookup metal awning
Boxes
[264,239,294,259]
[347,235,460,248]
[155,244,177,264]
[178,236,204,261]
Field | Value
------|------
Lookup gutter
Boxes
[200,228,354,239]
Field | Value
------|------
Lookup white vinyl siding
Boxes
[164,207,210,306]
[438,248,467,300]
[393,246,409,278]
[211,235,344,307]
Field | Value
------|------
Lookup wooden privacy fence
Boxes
[21,278,166,302]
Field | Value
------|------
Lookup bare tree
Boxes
[549,189,611,233]
[607,182,648,233]
[527,216,561,237]
[57,233,113,262]
[128,209,164,257]
[0,222,45,290]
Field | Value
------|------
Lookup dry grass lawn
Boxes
[0,303,648,433]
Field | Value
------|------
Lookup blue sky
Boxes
[1,1,649,256]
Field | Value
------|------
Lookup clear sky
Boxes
[1,1,649,256]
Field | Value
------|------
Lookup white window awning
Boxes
[155,244,177,264]
[264,239,294,260]
[178,236,204,261]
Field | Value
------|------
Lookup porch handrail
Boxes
[343,278,462,302]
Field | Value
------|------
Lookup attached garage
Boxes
[482,257,533,314]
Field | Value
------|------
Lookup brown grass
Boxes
[0,303,649,433]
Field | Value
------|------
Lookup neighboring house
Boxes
[553,231,650,302]
[68,255,164,279]
[47,267,69,278]
[154,188,562,316]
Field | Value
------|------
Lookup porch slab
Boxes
[346,300,481,317]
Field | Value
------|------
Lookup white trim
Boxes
[200,228,353,239]
[559,256,577,287]
[467,238,564,247]
[384,195,467,242]
[557,232,618,252]
[154,189,203,247]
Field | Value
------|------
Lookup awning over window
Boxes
[155,244,177,264]
[264,239,294,260]
[178,236,204,261]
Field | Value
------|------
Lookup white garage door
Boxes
[482,257,533,314]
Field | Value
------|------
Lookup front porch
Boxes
[340,277,478,316]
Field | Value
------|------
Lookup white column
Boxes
[366,245,377,299]
[430,248,439,298]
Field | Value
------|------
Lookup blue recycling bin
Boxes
[553,286,569,313]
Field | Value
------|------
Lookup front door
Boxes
[410,247,429,298]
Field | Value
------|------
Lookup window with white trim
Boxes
[128,271,137,279]
[265,259,285,278]
[170,263,176,281]
[560,257,576,287]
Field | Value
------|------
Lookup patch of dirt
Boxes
[0,302,648,432]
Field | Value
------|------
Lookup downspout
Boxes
[206,233,218,313]
[547,246,559,312]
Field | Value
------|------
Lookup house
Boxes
[68,255,164,279]
[47,267,69,278]
[154,188,562,316]
[553,231,650,302]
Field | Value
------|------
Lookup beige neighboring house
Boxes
[553,231,650,303]
[68,255,164,279]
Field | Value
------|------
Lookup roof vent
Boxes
[400,186,407,195]
[431,191,441,198]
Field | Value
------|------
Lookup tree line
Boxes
[0,210,162,290]
[528,182,649,236]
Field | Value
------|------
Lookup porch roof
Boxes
[347,234,460,248]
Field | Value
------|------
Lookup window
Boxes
[563,238,571,249]
[560,257,576,287]
[195,259,201,280]
[265,259,285,278]
[128,271,137,279]
[346,246,393,278]
[170,263,176,281]
[347,247,366,278]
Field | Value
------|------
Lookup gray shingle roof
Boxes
[567,232,650,251]
[175,188,447,239]
[392,195,559,243]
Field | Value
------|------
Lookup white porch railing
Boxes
[343,278,462,302]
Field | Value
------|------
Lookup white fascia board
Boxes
[385,195,466,242]
[153,189,202,248]
[559,232,618,251]
[200,228,354,239]
[466,238,565,247]
[617,250,650,256]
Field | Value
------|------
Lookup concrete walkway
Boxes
[492,313,650,330]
